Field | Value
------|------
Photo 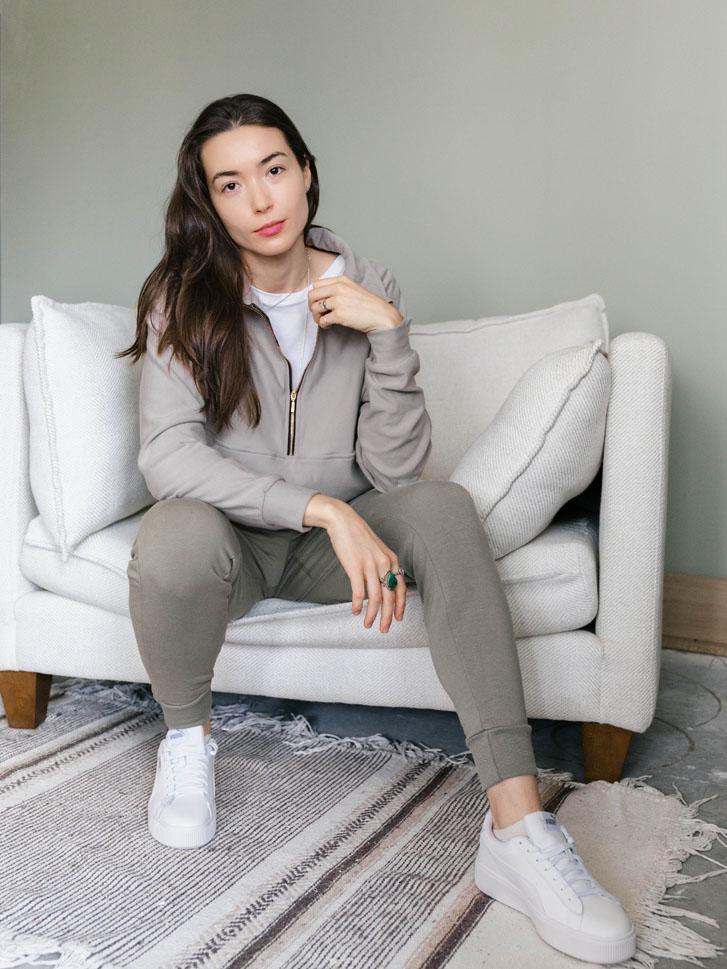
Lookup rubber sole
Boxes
[148,807,216,849]
[474,852,637,965]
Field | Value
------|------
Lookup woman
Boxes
[117,93,635,964]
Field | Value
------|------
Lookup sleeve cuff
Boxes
[366,314,411,355]
[262,479,322,532]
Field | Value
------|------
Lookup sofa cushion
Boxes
[19,507,598,640]
[495,509,598,636]
[22,295,153,562]
[409,293,609,481]
[449,339,610,559]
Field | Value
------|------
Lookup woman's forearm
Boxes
[302,492,348,529]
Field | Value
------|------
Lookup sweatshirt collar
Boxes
[306,225,388,299]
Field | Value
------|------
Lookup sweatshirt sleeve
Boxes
[137,312,320,532]
[354,262,433,491]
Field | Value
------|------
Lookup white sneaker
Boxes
[475,809,636,964]
[147,724,219,849]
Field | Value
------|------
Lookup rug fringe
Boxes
[57,677,163,715]
[614,774,727,969]
[218,703,479,768]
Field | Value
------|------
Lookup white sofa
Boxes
[0,293,672,783]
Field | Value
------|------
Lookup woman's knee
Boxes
[129,498,239,591]
[396,479,477,525]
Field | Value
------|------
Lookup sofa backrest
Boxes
[409,293,609,481]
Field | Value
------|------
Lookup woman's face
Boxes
[200,124,311,260]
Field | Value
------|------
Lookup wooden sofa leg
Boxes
[0,670,53,729]
[581,722,633,783]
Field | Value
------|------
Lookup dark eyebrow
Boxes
[211,152,288,183]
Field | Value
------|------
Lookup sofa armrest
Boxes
[0,323,41,667]
[595,331,672,731]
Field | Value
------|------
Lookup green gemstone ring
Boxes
[381,568,405,590]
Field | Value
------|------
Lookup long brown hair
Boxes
[115,93,327,434]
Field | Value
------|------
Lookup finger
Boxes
[379,571,397,633]
[380,559,406,629]
[311,297,335,327]
[317,298,334,321]
[351,574,366,617]
[308,275,347,300]
[307,278,342,309]
[363,566,383,629]
[394,568,407,622]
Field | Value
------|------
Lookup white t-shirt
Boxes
[249,253,345,390]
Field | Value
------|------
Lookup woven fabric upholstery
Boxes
[596,333,672,730]
[0,324,40,669]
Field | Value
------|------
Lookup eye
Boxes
[268,166,284,176]
[221,181,239,193]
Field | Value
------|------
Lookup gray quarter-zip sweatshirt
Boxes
[137,225,433,532]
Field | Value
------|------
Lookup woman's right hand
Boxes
[314,497,407,634]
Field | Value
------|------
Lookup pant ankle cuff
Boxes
[466,723,539,793]
[159,691,212,729]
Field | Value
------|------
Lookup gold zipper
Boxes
[248,302,320,456]
[289,389,297,454]
[288,329,321,452]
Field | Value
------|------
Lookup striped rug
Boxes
[1,679,726,969]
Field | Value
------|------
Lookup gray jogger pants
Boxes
[126,479,538,792]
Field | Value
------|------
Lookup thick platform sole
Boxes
[148,807,216,849]
[474,852,637,965]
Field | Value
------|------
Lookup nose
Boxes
[249,179,272,214]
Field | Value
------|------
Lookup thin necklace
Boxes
[249,248,312,389]
[248,247,311,311]
[297,250,311,387]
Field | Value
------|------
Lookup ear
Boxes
[303,159,312,193]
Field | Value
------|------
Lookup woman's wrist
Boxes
[303,492,347,529]
[375,305,404,330]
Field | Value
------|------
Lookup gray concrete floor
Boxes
[14,647,727,968]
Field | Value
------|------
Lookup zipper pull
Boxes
[289,390,297,454]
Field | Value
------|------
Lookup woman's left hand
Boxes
[308,275,404,333]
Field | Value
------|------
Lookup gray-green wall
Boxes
[2,0,725,578]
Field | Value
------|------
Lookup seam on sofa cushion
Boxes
[21,538,127,578]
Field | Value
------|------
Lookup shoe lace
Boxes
[163,735,218,798]
[526,828,609,898]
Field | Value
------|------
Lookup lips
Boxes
[256,220,286,235]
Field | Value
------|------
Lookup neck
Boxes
[244,237,309,295]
